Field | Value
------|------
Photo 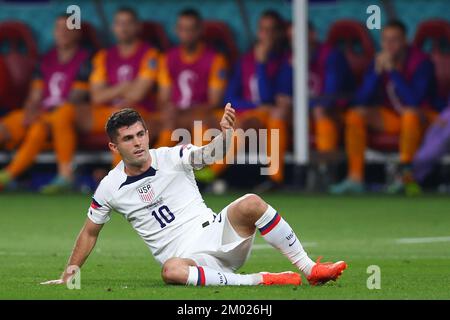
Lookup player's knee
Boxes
[239,193,268,219]
[402,107,419,118]
[28,123,47,140]
[313,106,326,120]
[0,124,11,143]
[346,108,365,126]
[161,258,188,285]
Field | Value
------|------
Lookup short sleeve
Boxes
[167,144,201,171]
[89,50,107,85]
[157,54,172,88]
[87,180,113,224]
[209,54,228,90]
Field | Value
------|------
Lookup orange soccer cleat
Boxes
[260,271,302,286]
[307,257,348,286]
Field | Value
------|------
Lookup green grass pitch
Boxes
[0,192,449,299]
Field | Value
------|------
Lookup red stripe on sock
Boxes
[198,266,206,286]
[260,214,281,235]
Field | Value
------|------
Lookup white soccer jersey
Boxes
[87,145,216,264]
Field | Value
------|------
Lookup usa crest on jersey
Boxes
[137,183,155,203]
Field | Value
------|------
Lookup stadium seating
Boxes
[414,19,450,101]
[80,21,103,51]
[203,20,239,66]
[140,21,171,51]
[0,11,447,188]
[0,21,38,109]
[79,132,110,151]
[0,55,12,114]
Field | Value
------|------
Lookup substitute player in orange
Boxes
[0,15,90,191]
[330,20,438,194]
[86,7,160,166]
[156,8,228,152]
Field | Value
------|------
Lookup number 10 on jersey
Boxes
[151,205,175,228]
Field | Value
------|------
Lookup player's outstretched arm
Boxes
[40,218,103,285]
[189,103,236,170]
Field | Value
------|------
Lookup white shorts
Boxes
[179,204,256,273]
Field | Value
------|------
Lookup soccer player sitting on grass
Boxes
[42,104,347,287]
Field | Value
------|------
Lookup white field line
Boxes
[0,251,27,256]
[395,236,450,244]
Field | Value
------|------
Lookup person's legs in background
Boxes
[0,113,51,188]
[310,105,340,191]
[265,95,292,189]
[330,106,401,194]
[0,110,28,151]
[386,107,430,194]
[314,106,339,157]
[0,110,29,187]
[329,107,368,194]
[39,103,78,193]
[412,108,450,187]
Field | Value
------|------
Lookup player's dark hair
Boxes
[115,6,139,21]
[384,19,407,35]
[106,108,147,142]
[178,8,202,24]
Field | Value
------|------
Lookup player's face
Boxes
[381,27,406,58]
[176,16,202,47]
[54,17,80,48]
[113,12,140,44]
[110,121,150,167]
[257,16,280,48]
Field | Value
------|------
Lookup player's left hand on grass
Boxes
[220,102,236,134]
[40,279,65,285]
[40,269,75,285]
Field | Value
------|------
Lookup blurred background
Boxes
[0,0,449,195]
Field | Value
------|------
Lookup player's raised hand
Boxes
[220,103,236,133]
